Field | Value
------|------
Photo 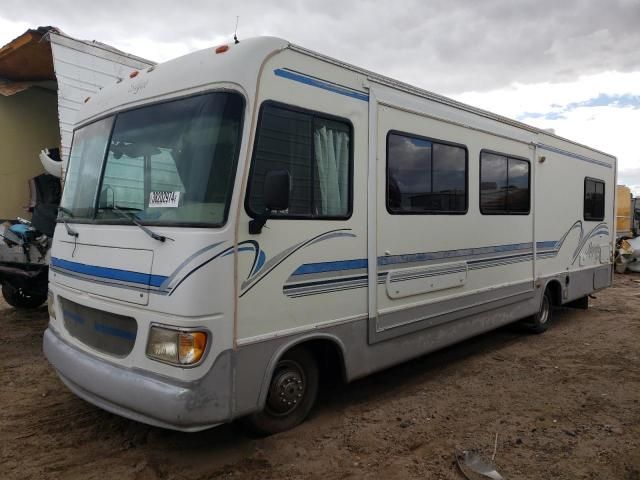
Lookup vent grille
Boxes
[60,297,137,357]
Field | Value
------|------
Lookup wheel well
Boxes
[545,280,563,306]
[295,339,347,385]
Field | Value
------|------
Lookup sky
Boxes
[2,0,639,193]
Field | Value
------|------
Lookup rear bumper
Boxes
[43,327,232,432]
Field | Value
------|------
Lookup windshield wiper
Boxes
[58,206,74,217]
[57,207,79,238]
[108,205,173,243]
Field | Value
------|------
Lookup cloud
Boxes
[619,167,640,196]
[1,1,638,190]
[453,71,640,182]
[518,93,640,121]
[567,93,640,109]
[2,0,640,94]
[518,111,567,121]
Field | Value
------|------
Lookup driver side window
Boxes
[247,102,352,219]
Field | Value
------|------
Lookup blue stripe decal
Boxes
[536,241,559,249]
[51,257,167,288]
[274,68,370,102]
[292,259,368,276]
[291,242,545,276]
[538,144,612,169]
[379,242,533,267]
[63,310,85,325]
[94,322,136,341]
[467,252,532,264]
[63,309,135,340]
[284,274,368,290]
[254,250,266,275]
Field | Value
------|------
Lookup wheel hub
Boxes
[266,360,306,416]
[539,295,550,324]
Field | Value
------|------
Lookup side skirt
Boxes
[370,282,536,344]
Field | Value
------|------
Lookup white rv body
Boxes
[44,37,616,431]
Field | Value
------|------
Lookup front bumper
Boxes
[43,327,233,432]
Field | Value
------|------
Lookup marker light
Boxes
[215,45,229,54]
[129,70,139,78]
[178,331,207,365]
[146,326,208,366]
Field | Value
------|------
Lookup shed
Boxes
[0,26,155,218]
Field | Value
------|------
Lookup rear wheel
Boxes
[2,283,47,309]
[528,289,553,334]
[242,346,319,436]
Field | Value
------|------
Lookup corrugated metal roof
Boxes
[47,31,155,162]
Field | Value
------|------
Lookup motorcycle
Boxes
[0,149,61,309]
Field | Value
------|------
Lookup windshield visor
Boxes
[60,92,244,226]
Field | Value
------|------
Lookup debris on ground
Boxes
[615,237,640,273]
[455,449,504,480]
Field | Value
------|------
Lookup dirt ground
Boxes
[1,274,639,480]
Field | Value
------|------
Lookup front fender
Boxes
[255,332,348,411]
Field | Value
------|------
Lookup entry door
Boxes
[374,104,471,335]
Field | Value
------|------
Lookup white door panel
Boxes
[375,103,535,332]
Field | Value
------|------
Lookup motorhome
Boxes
[44,37,616,434]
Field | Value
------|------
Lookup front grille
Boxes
[60,297,137,357]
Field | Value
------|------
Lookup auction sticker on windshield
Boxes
[149,191,180,208]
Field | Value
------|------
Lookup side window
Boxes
[387,132,467,214]
[480,151,530,214]
[247,104,351,218]
[584,178,605,221]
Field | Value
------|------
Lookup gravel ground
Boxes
[1,273,639,480]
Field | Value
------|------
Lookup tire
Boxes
[528,289,553,334]
[2,283,47,309]
[242,346,319,436]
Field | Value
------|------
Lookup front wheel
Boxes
[242,346,319,436]
[2,283,47,309]
[528,289,553,334]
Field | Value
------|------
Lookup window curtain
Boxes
[314,125,349,216]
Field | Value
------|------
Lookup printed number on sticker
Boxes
[149,191,180,208]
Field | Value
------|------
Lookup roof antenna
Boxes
[233,16,240,44]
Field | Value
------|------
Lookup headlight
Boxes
[47,292,56,320]
[146,326,208,366]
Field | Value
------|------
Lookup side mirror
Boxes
[264,170,290,211]
[249,170,290,235]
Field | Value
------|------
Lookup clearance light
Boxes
[215,45,229,54]
[146,326,208,366]
[129,70,139,78]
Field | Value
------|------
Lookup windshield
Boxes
[60,92,244,226]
